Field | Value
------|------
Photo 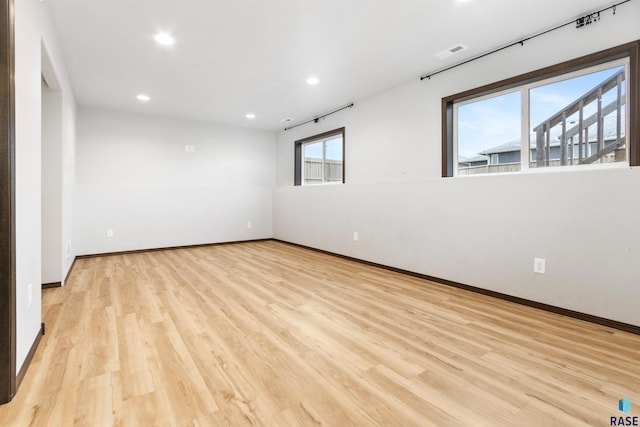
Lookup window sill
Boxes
[454,161,630,178]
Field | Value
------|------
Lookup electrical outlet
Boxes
[534,257,546,274]
[190,145,196,152]
[184,144,190,152]
[353,232,359,242]
[247,221,252,229]
[106,229,114,238]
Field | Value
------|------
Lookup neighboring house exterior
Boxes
[459,67,626,175]
[480,129,624,165]
[477,136,579,166]
[460,121,625,175]
[457,154,488,169]
[479,138,523,165]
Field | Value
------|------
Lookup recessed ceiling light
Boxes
[136,94,150,101]
[280,117,294,123]
[306,76,319,85]
[154,32,175,46]
[245,113,256,119]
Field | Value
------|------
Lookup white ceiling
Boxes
[44,0,615,131]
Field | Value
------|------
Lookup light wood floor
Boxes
[0,240,638,426]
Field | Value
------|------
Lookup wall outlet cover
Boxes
[534,257,546,274]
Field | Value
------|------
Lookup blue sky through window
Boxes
[457,65,624,159]
[303,137,343,160]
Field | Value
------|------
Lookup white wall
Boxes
[61,79,76,283]
[15,0,75,370]
[15,0,42,374]
[39,8,77,288]
[75,107,275,255]
[274,3,640,326]
[41,88,63,284]
[45,40,78,285]
[14,0,77,372]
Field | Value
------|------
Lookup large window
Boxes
[442,41,639,177]
[294,128,345,185]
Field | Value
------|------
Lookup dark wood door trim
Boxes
[0,0,16,404]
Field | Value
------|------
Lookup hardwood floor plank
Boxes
[1,240,638,426]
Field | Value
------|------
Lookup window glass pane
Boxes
[457,91,521,175]
[303,141,323,184]
[295,128,345,186]
[324,136,343,182]
[530,65,626,168]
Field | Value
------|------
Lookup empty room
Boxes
[1,0,640,425]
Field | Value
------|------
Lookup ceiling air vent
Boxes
[434,44,467,60]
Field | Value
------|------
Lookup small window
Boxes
[529,64,627,169]
[457,90,522,174]
[294,128,345,186]
[443,40,639,177]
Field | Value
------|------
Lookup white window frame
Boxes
[301,137,340,185]
[451,57,631,177]
[294,128,345,186]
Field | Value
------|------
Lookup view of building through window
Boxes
[457,90,522,173]
[456,62,627,175]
